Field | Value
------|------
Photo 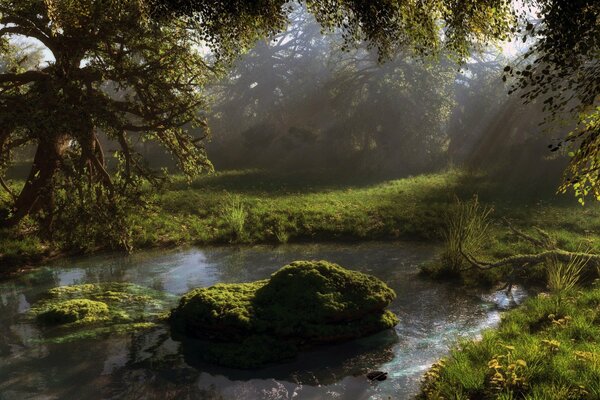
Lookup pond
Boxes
[0,242,526,400]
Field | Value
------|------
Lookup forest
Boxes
[0,1,599,399]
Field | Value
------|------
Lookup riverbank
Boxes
[419,285,600,399]
[2,169,599,280]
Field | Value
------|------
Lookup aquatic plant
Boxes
[169,260,398,368]
[36,299,110,325]
[29,282,175,343]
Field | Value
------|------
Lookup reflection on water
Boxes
[0,242,526,400]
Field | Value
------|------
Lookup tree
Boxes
[507,0,600,202]
[158,0,600,201]
[0,0,519,241]
[0,0,218,241]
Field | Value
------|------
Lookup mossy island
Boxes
[169,260,399,368]
[29,282,175,343]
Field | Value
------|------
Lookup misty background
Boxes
[6,5,571,192]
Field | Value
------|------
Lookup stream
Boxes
[0,242,526,400]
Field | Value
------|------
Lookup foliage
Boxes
[560,108,600,204]
[0,0,214,240]
[207,6,457,175]
[153,0,516,62]
[169,260,398,367]
[507,1,600,201]
[220,194,247,242]
[418,285,600,399]
[29,282,175,343]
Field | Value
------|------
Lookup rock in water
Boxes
[366,371,388,381]
[169,260,399,368]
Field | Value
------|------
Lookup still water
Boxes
[0,242,526,400]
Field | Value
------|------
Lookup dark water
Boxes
[0,242,526,400]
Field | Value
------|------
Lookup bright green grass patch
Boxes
[419,285,600,399]
[135,169,464,248]
[169,260,399,368]
[29,282,176,343]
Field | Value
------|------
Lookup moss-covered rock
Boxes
[29,282,175,343]
[170,260,399,368]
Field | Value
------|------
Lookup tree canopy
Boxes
[154,0,600,202]
[509,0,600,202]
[0,0,216,245]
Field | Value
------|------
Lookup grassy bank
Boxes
[1,169,599,277]
[420,285,600,399]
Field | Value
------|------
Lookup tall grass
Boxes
[441,195,493,275]
[546,252,589,292]
[221,194,247,242]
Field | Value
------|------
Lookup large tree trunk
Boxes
[2,135,69,229]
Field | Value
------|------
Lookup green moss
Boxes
[29,282,175,343]
[36,299,109,325]
[171,280,268,340]
[170,260,398,368]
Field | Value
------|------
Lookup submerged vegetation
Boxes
[29,283,175,343]
[169,260,398,368]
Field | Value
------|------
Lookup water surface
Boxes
[0,242,525,400]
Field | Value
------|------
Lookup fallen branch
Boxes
[460,220,600,272]
[460,247,600,271]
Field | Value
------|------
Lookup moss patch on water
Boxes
[170,260,398,368]
[29,282,174,343]
[36,299,110,325]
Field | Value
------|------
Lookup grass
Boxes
[439,195,494,277]
[2,168,600,281]
[419,284,600,399]
[547,253,590,293]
